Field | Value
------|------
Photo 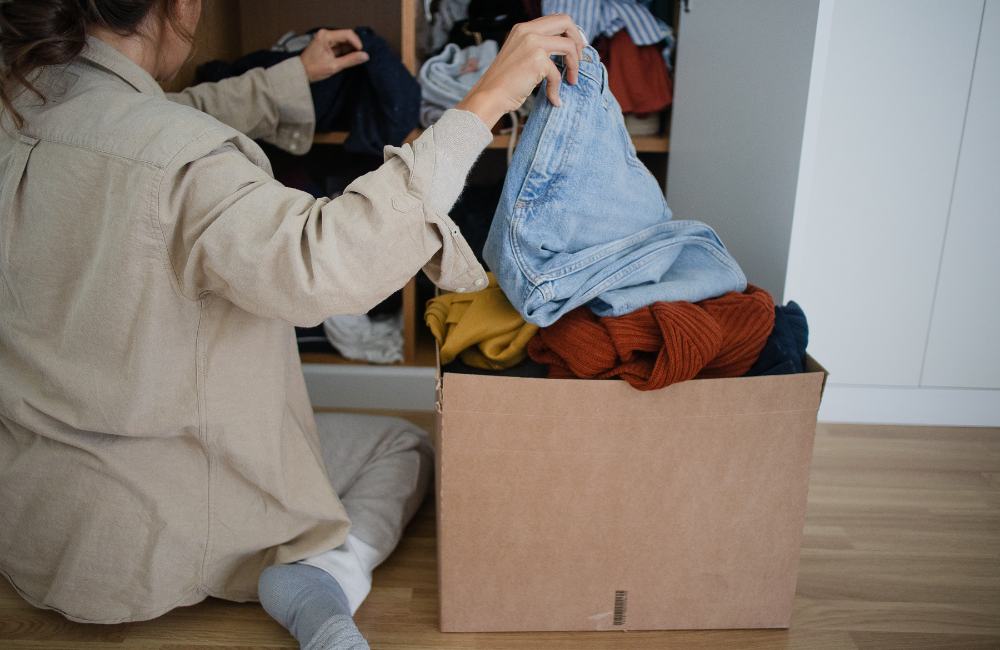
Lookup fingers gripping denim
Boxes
[483,46,747,327]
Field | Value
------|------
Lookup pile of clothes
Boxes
[426,42,809,390]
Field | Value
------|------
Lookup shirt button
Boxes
[293,131,301,139]
[289,142,298,152]
[474,278,485,287]
[455,287,466,293]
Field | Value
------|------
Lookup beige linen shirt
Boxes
[0,38,488,623]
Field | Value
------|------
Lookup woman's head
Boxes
[0,0,201,128]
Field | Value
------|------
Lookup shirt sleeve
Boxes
[157,126,489,326]
[164,57,314,155]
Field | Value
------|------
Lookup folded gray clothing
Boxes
[418,40,498,127]
[420,102,449,131]
[323,311,404,364]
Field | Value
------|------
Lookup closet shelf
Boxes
[313,129,671,152]
[300,324,438,367]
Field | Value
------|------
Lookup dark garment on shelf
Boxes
[527,285,775,391]
[201,27,420,156]
[448,181,504,265]
[295,324,336,354]
[447,0,530,49]
[744,301,809,377]
[522,0,543,19]
[642,0,676,27]
[441,357,550,379]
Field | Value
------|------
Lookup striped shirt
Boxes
[542,0,675,49]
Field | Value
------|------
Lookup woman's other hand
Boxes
[299,29,370,83]
[456,15,586,129]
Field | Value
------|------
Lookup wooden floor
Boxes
[2,419,999,649]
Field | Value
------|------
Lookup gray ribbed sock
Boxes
[258,563,370,650]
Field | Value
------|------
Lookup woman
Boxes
[0,1,584,648]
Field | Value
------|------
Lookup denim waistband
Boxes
[553,45,606,93]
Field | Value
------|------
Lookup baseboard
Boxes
[819,384,1000,427]
[303,364,437,411]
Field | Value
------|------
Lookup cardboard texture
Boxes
[434,356,827,632]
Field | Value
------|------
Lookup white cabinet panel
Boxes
[921,1,1000,389]
[786,0,982,386]
[666,0,820,302]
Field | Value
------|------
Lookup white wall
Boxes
[785,0,1000,425]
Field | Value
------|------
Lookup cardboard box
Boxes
[433,356,827,632]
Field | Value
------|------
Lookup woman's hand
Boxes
[299,29,370,83]
[456,15,586,129]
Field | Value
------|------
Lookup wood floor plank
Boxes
[801,525,855,550]
[849,631,1000,649]
[1,420,998,649]
[808,467,999,491]
[820,424,1000,443]
[791,599,1000,635]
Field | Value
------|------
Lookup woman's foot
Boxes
[258,563,370,650]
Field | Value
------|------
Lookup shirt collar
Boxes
[77,36,166,97]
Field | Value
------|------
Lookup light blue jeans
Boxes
[483,46,747,327]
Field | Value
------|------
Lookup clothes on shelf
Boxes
[425,273,539,370]
[202,27,420,156]
[484,45,745,328]
[322,311,405,365]
[418,40,499,128]
[605,28,673,115]
[542,0,675,58]
[427,0,531,54]
[526,285,775,390]
[447,0,531,49]
[427,0,474,54]
[744,301,810,376]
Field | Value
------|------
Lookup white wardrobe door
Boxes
[921,1,1000,389]
[666,0,820,302]
[787,0,983,386]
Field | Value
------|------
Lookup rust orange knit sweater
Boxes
[526,285,775,390]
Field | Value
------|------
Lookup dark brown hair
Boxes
[0,0,191,129]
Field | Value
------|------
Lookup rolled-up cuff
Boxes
[262,57,315,155]
[382,127,490,293]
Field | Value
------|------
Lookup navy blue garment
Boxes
[448,181,505,265]
[744,301,809,376]
[201,27,420,156]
